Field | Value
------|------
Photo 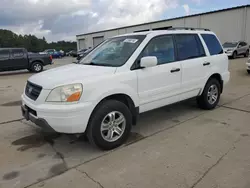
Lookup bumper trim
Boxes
[21,105,56,133]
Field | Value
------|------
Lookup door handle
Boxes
[170,68,180,73]
[203,62,210,66]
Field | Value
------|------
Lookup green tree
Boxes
[0,29,77,52]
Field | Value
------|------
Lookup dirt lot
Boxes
[0,57,250,188]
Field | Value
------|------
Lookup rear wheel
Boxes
[87,100,132,150]
[247,70,250,74]
[31,62,43,73]
[197,78,221,110]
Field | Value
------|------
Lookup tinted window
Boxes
[240,42,247,46]
[141,35,175,65]
[175,34,205,61]
[0,50,10,59]
[201,34,223,55]
[223,42,238,48]
[12,49,24,57]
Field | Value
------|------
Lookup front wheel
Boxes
[87,100,132,150]
[247,70,250,74]
[197,78,221,110]
[232,51,237,59]
[31,62,43,73]
[244,50,249,57]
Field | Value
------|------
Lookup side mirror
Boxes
[140,56,157,68]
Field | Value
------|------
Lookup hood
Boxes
[223,47,235,51]
[28,64,116,89]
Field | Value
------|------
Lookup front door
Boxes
[135,35,181,113]
[0,49,11,70]
[10,49,28,68]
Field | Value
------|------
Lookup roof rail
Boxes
[167,27,210,31]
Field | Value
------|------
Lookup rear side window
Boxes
[201,34,223,55]
[0,50,10,59]
[12,49,24,57]
[175,34,205,61]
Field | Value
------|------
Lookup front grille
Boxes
[25,81,42,101]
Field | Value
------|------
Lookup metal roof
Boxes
[77,4,250,37]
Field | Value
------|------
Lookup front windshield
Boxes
[223,42,238,48]
[79,35,146,67]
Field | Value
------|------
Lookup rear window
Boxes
[0,50,10,59]
[201,34,223,55]
[12,49,24,57]
[175,34,205,61]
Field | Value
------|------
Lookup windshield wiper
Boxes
[85,62,112,67]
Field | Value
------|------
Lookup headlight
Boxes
[46,84,82,102]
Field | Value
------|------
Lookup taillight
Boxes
[50,55,52,61]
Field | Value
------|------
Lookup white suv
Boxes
[21,28,230,150]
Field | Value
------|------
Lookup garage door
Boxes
[93,36,104,47]
[79,39,86,50]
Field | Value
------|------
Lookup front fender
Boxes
[84,83,139,107]
[80,72,139,107]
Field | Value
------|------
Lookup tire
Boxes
[197,78,221,110]
[31,62,43,73]
[244,50,249,57]
[87,100,132,150]
[232,51,237,59]
[247,70,250,74]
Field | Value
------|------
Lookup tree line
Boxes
[0,29,77,52]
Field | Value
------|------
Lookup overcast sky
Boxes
[0,0,249,42]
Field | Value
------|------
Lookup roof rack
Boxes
[167,27,210,31]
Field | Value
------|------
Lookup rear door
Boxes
[175,34,208,100]
[0,49,11,69]
[10,49,28,68]
[200,33,227,82]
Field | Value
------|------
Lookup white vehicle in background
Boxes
[247,57,250,74]
[21,27,230,150]
[223,41,249,59]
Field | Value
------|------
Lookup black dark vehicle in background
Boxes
[76,48,93,60]
[68,50,77,57]
[0,48,53,73]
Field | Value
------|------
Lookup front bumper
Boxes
[246,62,250,70]
[21,94,96,134]
[225,52,233,57]
[21,105,55,132]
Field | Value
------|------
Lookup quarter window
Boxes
[175,34,205,61]
[0,50,10,59]
[201,34,223,55]
[12,49,24,57]
[141,35,175,65]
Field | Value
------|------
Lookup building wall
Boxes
[246,7,250,43]
[200,8,245,43]
[77,6,250,49]
[184,16,200,28]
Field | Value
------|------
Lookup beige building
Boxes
[76,4,250,50]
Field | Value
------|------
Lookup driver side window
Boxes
[141,35,175,65]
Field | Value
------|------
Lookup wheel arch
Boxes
[30,60,43,67]
[201,73,223,95]
[88,93,139,128]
